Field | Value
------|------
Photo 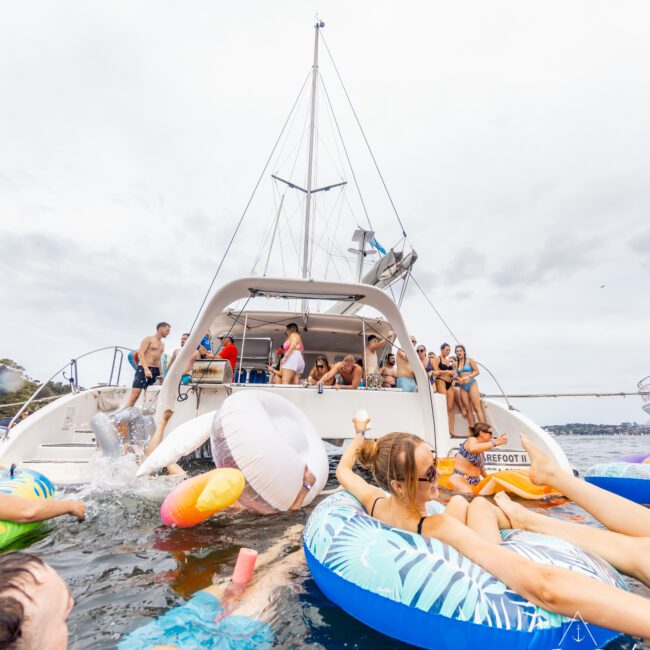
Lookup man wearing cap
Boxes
[218,335,238,372]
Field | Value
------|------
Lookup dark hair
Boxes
[385,353,395,361]
[440,342,450,351]
[156,322,170,330]
[286,323,299,334]
[222,336,234,345]
[314,356,330,371]
[182,332,190,337]
[0,553,44,648]
[471,422,491,437]
[454,344,467,358]
[357,433,424,512]
[367,335,379,343]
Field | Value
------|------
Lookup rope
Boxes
[409,274,462,344]
[187,72,311,335]
[320,33,407,238]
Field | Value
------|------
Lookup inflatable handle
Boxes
[232,548,257,585]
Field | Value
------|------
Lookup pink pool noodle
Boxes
[231,548,258,585]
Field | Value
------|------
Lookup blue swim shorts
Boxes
[396,377,417,392]
[118,591,273,650]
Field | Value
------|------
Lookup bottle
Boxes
[318,382,324,394]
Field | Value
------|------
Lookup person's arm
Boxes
[424,514,650,639]
[267,364,281,377]
[335,419,382,513]
[138,337,152,377]
[0,493,85,523]
[333,366,363,390]
[464,435,507,454]
[468,359,480,380]
[318,363,339,386]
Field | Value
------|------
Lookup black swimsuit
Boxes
[436,359,454,390]
[369,496,426,535]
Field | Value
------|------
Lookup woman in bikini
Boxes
[454,344,485,426]
[336,418,650,638]
[449,422,507,493]
[432,343,457,435]
[280,323,305,384]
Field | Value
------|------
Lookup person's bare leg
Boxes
[292,372,302,385]
[494,492,650,586]
[126,387,142,408]
[522,434,650,537]
[281,369,296,385]
[444,494,469,524]
[466,497,502,544]
[459,390,475,427]
[145,408,173,457]
[448,473,474,495]
[469,383,485,423]
[446,387,456,436]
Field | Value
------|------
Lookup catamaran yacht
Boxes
[0,22,572,484]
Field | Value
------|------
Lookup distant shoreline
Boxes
[545,424,650,435]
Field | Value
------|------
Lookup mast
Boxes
[301,20,323,295]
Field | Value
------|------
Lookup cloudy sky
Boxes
[1,1,649,425]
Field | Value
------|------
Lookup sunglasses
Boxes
[416,347,425,353]
[316,365,324,369]
[418,452,438,483]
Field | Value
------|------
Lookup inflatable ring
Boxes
[304,491,627,649]
[585,462,650,504]
[91,407,155,456]
[211,391,328,514]
[161,468,245,527]
[0,468,56,549]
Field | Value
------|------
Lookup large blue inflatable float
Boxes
[585,461,650,504]
[304,491,626,650]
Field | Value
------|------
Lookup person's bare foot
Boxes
[494,492,533,530]
[162,408,174,422]
[520,434,557,486]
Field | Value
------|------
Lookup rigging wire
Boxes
[319,76,373,232]
[187,71,311,335]
[320,33,408,238]
[409,274,463,344]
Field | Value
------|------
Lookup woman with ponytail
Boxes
[335,420,650,638]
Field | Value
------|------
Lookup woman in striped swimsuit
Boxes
[449,422,508,494]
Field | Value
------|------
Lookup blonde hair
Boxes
[356,432,423,512]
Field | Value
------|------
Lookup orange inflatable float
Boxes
[437,457,560,500]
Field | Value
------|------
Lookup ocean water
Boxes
[21,434,650,649]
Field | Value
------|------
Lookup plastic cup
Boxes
[231,547,258,585]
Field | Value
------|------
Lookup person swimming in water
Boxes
[334,417,650,637]
[449,422,508,494]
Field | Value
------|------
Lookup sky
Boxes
[1,1,649,425]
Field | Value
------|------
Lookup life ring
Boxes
[0,467,56,549]
[304,491,627,649]
[585,462,650,504]
[211,390,328,514]
[160,468,245,527]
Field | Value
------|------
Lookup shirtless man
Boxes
[379,353,397,388]
[364,335,384,375]
[317,354,363,390]
[396,334,418,392]
[126,322,171,407]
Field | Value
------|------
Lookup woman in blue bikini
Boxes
[454,344,485,427]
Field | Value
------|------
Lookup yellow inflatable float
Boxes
[160,468,245,528]
[437,457,560,499]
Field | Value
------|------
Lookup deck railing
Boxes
[3,345,132,439]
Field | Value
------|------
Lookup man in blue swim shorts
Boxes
[396,334,418,393]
